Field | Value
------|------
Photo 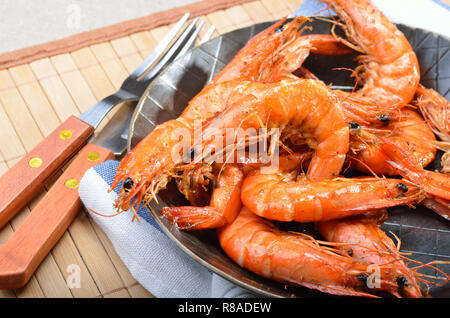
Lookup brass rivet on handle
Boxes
[87,152,100,162]
[29,157,43,168]
[65,178,79,189]
[59,129,73,140]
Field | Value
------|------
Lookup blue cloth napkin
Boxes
[79,0,450,298]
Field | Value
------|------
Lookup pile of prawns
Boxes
[110,0,450,297]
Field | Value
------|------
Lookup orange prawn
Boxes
[320,0,420,107]
[317,212,424,298]
[241,168,423,223]
[218,207,412,298]
[111,80,285,210]
[196,78,349,181]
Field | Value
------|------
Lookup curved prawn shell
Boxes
[198,79,349,181]
[218,208,395,297]
[111,17,313,210]
[162,165,243,230]
[241,172,422,222]
[322,0,420,106]
[317,217,423,298]
[351,109,437,175]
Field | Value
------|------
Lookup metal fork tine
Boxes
[198,26,216,45]
[174,20,205,60]
[130,12,190,78]
[141,18,199,82]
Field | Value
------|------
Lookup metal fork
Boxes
[0,13,215,229]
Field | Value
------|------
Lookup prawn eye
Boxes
[184,148,197,162]
[397,276,408,288]
[123,178,134,190]
[349,121,360,130]
[378,114,390,125]
[357,274,368,287]
[396,183,408,192]
[189,148,197,160]
[275,19,290,32]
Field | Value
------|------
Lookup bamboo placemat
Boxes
[0,0,303,298]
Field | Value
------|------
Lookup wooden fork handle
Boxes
[0,116,94,229]
[0,143,113,289]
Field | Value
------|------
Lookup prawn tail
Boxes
[162,206,227,230]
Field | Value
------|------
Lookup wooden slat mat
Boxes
[0,0,303,298]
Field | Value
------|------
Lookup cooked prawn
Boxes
[218,207,412,297]
[320,0,420,107]
[111,80,282,210]
[195,78,349,181]
[110,16,317,211]
[241,168,423,222]
[317,212,424,298]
